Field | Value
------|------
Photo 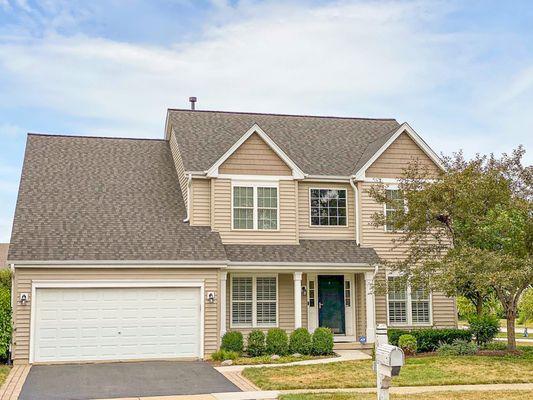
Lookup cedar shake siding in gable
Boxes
[366,132,441,179]
[212,179,298,244]
[219,133,292,176]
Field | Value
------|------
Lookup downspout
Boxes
[349,178,360,245]
[183,173,192,223]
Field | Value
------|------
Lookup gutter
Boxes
[349,178,361,245]
[183,173,192,222]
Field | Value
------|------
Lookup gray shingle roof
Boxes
[8,134,227,262]
[224,241,379,264]
[167,110,400,176]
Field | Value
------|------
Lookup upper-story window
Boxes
[232,182,278,230]
[385,188,403,231]
[310,188,347,226]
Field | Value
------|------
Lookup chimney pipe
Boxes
[189,96,197,110]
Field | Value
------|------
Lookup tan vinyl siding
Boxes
[366,132,441,179]
[355,273,366,338]
[190,179,211,226]
[298,182,355,240]
[226,273,299,336]
[213,179,298,244]
[12,267,220,363]
[169,130,189,206]
[219,133,292,176]
[361,182,456,328]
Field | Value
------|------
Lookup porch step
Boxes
[334,341,373,353]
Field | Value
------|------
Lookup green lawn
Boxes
[231,354,328,365]
[0,365,10,386]
[243,346,533,390]
[280,391,533,400]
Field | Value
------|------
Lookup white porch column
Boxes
[293,272,303,329]
[220,271,228,337]
[364,271,376,343]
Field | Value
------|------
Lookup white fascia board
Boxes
[206,123,305,180]
[352,122,445,180]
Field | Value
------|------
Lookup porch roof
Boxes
[224,240,379,265]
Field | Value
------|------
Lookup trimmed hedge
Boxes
[289,328,312,355]
[388,328,472,353]
[247,330,266,357]
[398,334,417,355]
[467,314,499,346]
[0,272,11,362]
[266,328,289,355]
[221,331,244,353]
[312,327,334,355]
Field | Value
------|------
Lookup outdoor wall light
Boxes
[301,286,307,296]
[19,293,28,306]
[207,291,216,303]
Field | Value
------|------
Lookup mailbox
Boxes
[376,344,404,377]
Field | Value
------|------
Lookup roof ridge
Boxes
[27,133,165,141]
[167,108,397,122]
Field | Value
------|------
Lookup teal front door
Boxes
[318,275,345,334]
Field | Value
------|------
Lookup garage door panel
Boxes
[33,287,202,363]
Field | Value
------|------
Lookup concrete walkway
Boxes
[99,383,533,399]
[215,350,370,373]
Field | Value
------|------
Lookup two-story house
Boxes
[7,108,457,365]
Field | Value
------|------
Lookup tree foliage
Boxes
[369,146,532,350]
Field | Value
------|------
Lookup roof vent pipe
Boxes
[189,97,197,110]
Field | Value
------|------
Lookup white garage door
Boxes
[33,286,202,363]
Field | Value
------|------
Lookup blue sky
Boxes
[0,0,532,242]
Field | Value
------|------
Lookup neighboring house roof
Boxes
[225,241,379,265]
[0,243,8,268]
[167,109,400,176]
[8,134,227,262]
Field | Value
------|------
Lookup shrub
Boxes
[388,328,472,353]
[211,349,239,361]
[312,327,334,355]
[0,269,11,291]
[467,314,500,346]
[221,331,244,353]
[289,328,312,355]
[266,328,289,355]
[437,339,478,356]
[398,334,417,355]
[456,296,476,320]
[0,286,11,361]
[247,330,266,357]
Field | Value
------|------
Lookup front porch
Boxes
[219,269,377,347]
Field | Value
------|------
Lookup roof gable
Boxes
[167,109,400,177]
[353,123,444,180]
[206,123,305,179]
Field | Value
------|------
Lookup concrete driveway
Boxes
[19,361,241,400]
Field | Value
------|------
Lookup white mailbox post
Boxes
[373,324,404,400]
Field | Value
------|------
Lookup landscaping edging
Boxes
[215,349,371,373]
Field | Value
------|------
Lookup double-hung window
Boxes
[231,275,278,327]
[387,276,431,326]
[385,188,404,231]
[232,183,278,230]
[309,188,347,226]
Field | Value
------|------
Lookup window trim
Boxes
[308,187,349,228]
[230,273,279,329]
[386,273,433,327]
[383,185,406,232]
[231,181,280,231]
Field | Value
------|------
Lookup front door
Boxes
[318,275,345,334]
